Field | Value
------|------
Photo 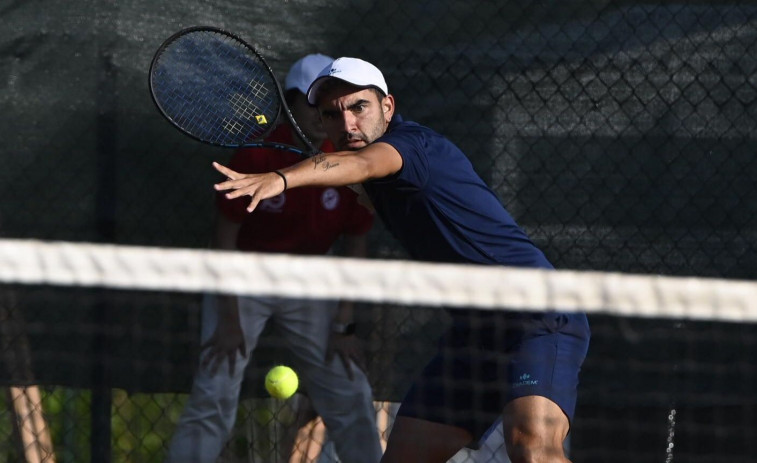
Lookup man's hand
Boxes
[200,317,247,376]
[326,332,367,381]
[213,162,286,212]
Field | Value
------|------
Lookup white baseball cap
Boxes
[307,57,389,105]
[284,53,334,95]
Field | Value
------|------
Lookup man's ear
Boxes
[382,94,395,122]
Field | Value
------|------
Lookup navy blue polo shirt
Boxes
[365,117,553,268]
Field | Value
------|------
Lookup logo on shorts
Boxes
[512,373,539,388]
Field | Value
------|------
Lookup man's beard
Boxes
[340,132,369,150]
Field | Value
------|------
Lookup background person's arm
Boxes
[327,233,369,379]
[200,212,247,375]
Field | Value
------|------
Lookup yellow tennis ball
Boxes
[265,365,298,399]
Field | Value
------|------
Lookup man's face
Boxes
[316,84,393,151]
[289,92,327,146]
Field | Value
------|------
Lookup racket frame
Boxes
[149,26,320,157]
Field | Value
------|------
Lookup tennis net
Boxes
[0,238,755,462]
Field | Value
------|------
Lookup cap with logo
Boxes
[284,53,335,95]
[307,57,389,105]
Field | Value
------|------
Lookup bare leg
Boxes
[503,396,571,463]
[289,416,326,463]
[8,386,56,463]
[2,289,56,463]
[287,394,322,463]
[381,416,472,463]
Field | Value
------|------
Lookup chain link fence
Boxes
[2,1,757,461]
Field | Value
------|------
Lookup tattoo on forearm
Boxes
[312,154,326,169]
[312,154,340,171]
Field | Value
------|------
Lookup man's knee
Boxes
[503,396,571,463]
[506,436,569,463]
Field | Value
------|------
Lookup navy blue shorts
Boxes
[395,308,590,448]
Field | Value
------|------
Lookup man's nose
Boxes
[341,111,358,131]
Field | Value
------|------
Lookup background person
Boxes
[167,54,382,463]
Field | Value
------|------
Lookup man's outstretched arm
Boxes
[213,142,402,212]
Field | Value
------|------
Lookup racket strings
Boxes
[151,30,281,146]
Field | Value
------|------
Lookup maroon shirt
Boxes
[216,124,373,254]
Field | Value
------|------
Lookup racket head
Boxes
[150,26,313,152]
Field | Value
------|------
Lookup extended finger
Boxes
[215,177,252,193]
[204,352,220,375]
[246,196,261,213]
[200,351,211,370]
[213,161,240,178]
[338,352,355,381]
[352,353,368,374]
[222,184,253,198]
[227,353,236,376]
[200,344,216,369]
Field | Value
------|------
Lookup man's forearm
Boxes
[278,142,402,189]
[217,294,241,326]
[333,300,355,325]
[279,152,371,189]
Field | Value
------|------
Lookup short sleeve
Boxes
[376,124,430,188]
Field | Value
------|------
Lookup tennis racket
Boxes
[149,26,319,157]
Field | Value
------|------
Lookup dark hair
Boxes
[368,87,387,101]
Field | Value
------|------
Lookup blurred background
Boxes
[1,1,756,462]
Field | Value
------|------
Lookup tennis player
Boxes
[213,57,590,463]
[167,54,381,463]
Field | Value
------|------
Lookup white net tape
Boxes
[0,238,755,322]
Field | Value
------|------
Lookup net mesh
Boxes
[4,1,757,461]
[1,239,756,462]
